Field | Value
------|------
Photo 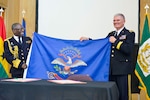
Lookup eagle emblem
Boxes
[51,47,87,75]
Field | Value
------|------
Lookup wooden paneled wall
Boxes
[6,0,20,37]
[19,0,36,38]
[0,0,150,100]
[0,0,36,38]
[0,0,7,8]
[140,0,150,41]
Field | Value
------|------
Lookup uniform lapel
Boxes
[118,28,126,37]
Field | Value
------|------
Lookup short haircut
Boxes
[11,23,21,30]
[114,13,125,20]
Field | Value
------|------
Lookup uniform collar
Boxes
[13,35,22,42]
[116,27,124,35]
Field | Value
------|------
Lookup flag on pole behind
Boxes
[22,18,26,36]
[25,32,111,81]
[0,16,10,78]
[135,14,150,99]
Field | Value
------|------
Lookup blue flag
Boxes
[22,18,26,36]
[26,32,111,81]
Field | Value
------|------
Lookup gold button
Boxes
[112,50,114,53]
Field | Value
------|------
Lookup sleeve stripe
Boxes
[12,59,21,68]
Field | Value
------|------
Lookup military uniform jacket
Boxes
[4,36,32,74]
[107,28,135,75]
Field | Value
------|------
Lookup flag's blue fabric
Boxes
[26,32,111,81]
[22,18,26,36]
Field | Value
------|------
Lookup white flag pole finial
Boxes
[145,4,149,14]
[22,9,26,18]
[0,7,4,16]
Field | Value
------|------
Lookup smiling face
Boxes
[113,14,125,31]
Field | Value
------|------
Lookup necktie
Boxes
[114,32,118,38]
[18,36,22,44]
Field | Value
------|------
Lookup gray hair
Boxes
[114,13,125,20]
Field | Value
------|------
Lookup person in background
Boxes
[4,23,32,78]
[80,13,135,100]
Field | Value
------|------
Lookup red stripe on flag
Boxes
[0,16,6,40]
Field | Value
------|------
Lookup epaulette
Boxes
[26,40,32,44]
[4,37,11,42]
[129,30,134,33]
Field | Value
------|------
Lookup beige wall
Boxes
[0,0,150,100]
[1,0,149,42]
[1,0,149,41]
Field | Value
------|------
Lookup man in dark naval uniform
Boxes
[80,13,135,100]
[4,23,32,78]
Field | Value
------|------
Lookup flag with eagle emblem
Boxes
[25,32,111,81]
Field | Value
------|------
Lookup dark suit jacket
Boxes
[107,28,135,75]
[4,36,32,75]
